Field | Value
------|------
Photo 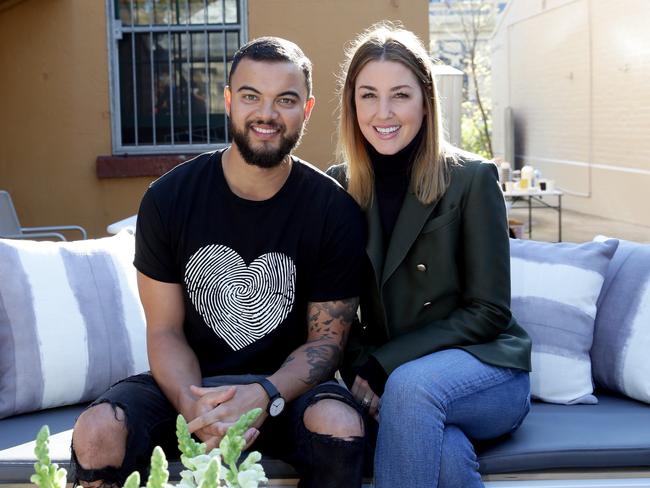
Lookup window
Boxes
[107,0,247,154]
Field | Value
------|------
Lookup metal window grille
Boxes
[106,0,247,154]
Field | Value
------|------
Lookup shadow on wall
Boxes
[514,111,526,171]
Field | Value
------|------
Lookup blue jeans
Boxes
[374,349,530,488]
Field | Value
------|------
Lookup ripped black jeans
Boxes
[71,373,365,488]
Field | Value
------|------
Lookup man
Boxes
[71,37,366,488]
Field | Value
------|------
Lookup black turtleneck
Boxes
[354,129,423,397]
[368,128,422,244]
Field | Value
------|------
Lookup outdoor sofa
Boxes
[1,231,649,488]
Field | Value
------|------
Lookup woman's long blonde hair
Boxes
[337,22,453,209]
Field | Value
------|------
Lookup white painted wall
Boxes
[491,0,650,229]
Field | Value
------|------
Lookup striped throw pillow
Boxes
[510,238,619,404]
[592,237,650,404]
[0,231,148,419]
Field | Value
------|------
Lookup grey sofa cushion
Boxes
[2,394,650,483]
[478,393,650,473]
[0,404,85,483]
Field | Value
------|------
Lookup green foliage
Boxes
[177,414,206,467]
[220,408,262,486]
[238,451,261,473]
[461,99,493,159]
[146,447,169,488]
[31,409,267,488]
[30,425,67,488]
[124,471,141,488]
[197,458,220,488]
[439,0,495,159]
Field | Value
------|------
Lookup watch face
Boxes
[269,397,285,417]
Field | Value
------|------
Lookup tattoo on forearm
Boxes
[308,308,334,338]
[319,299,358,321]
[308,298,358,345]
[297,298,357,384]
[281,354,295,367]
[301,343,341,385]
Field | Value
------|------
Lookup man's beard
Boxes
[230,119,304,169]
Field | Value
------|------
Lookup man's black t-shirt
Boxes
[134,150,365,377]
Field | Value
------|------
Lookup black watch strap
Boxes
[255,378,285,416]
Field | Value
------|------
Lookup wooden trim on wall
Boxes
[96,154,199,178]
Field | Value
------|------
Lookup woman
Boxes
[327,23,532,487]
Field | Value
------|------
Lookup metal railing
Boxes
[107,0,247,154]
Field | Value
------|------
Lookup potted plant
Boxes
[30,409,267,488]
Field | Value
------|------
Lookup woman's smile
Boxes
[354,60,425,155]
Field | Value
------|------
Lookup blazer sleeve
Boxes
[372,162,515,375]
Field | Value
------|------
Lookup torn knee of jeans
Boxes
[303,396,365,440]
[71,401,134,487]
[306,429,365,445]
[72,467,125,488]
[88,399,128,424]
[71,447,130,488]
[308,392,360,412]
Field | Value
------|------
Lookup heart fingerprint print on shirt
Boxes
[185,244,296,351]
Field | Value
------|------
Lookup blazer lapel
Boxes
[365,197,384,288]
[381,192,438,287]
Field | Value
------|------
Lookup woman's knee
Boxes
[303,398,364,440]
[383,361,434,408]
[72,402,128,470]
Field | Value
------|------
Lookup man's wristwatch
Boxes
[255,378,285,417]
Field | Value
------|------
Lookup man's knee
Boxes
[73,403,128,471]
[303,398,364,440]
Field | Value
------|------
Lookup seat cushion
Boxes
[3,394,649,482]
[478,393,650,473]
[0,404,85,483]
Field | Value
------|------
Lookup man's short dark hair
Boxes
[229,37,313,96]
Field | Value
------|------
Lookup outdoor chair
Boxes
[0,190,87,241]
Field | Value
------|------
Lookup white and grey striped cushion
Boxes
[509,238,618,405]
[592,237,650,404]
[0,231,148,419]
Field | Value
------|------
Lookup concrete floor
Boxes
[508,204,650,244]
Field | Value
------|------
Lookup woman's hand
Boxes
[351,375,380,420]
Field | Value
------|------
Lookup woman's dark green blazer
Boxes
[327,157,532,380]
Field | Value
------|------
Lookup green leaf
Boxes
[124,471,141,488]
[31,425,67,488]
[34,425,51,466]
[238,451,261,472]
[236,467,267,488]
[229,408,262,439]
[198,457,220,488]
[220,433,246,469]
[145,446,169,488]
[176,414,206,468]
[219,408,262,487]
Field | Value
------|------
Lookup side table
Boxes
[503,189,563,242]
